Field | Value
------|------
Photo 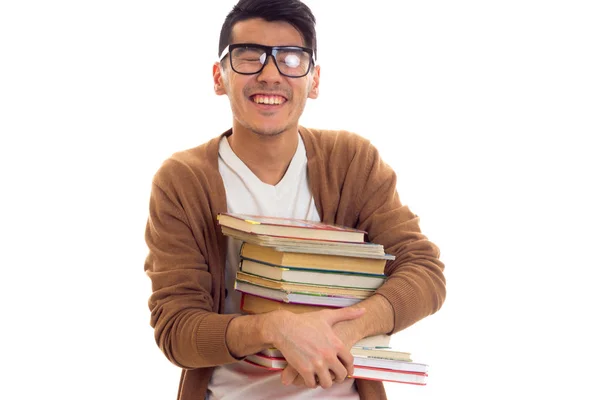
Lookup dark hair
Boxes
[219,0,317,60]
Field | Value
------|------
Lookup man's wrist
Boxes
[258,310,286,347]
[226,313,273,358]
[333,295,395,345]
[333,318,362,347]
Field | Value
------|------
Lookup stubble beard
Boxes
[250,125,287,137]
[240,107,298,138]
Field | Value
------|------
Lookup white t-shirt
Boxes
[206,134,359,400]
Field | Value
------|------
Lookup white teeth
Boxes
[253,95,283,105]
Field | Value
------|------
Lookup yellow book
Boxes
[241,242,386,275]
[241,293,331,314]
[236,271,374,298]
[240,258,386,290]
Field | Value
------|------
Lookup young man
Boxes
[144,1,446,399]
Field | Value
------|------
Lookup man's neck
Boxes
[227,125,299,186]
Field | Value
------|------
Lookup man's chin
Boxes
[235,117,295,137]
[252,129,285,137]
[249,124,289,137]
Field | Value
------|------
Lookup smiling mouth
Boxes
[250,94,287,105]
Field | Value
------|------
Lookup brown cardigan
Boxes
[144,126,446,399]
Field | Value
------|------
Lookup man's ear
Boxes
[213,62,227,96]
[308,64,320,99]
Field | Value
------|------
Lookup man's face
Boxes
[213,18,320,137]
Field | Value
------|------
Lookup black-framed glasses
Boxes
[219,43,315,78]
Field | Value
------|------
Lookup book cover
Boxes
[352,335,391,348]
[217,213,367,243]
[221,226,393,259]
[241,293,336,314]
[234,280,363,307]
[240,259,386,290]
[350,346,412,362]
[235,271,374,298]
[352,365,427,385]
[240,242,388,274]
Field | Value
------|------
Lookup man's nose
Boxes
[257,55,282,82]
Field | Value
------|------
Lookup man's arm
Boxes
[283,132,446,387]
[329,136,446,334]
[145,180,243,369]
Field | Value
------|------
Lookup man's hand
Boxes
[280,313,363,387]
[279,295,395,388]
[265,307,365,389]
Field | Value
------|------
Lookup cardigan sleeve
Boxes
[144,171,240,369]
[353,144,446,333]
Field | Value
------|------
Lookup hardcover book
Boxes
[241,293,335,314]
[221,226,392,259]
[349,346,412,362]
[240,242,388,274]
[217,213,367,243]
[240,259,386,290]
[235,271,374,298]
[234,280,363,308]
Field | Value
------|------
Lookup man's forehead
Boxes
[230,18,305,47]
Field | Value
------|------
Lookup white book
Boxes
[353,334,391,348]
[234,280,362,307]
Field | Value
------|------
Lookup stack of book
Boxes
[217,213,393,312]
[216,213,429,385]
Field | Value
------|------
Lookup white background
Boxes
[1,1,599,399]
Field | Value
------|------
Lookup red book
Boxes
[217,213,366,243]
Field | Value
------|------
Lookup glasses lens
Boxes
[231,46,267,74]
[230,46,312,77]
[274,49,312,77]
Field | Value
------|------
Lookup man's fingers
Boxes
[281,366,299,386]
[337,349,355,377]
[292,373,305,387]
[294,366,318,388]
[284,359,349,388]
[315,367,334,389]
[277,307,363,389]
[329,361,349,384]
[292,370,345,388]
